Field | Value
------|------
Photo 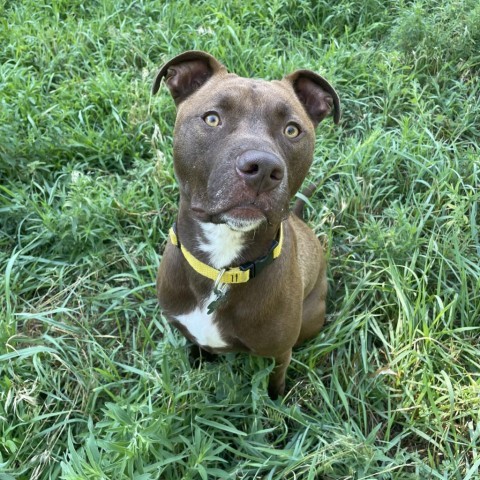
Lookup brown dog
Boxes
[153,51,340,399]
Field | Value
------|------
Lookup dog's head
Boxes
[153,51,340,231]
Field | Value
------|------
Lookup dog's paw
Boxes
[189,344,218,368]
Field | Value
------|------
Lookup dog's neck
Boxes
[176,202,282,270]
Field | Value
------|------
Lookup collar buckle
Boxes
[239,238,279,279]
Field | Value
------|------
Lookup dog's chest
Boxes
[171,222,248,350]
[173,291,228,349]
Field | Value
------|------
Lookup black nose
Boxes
[235,150,284,193]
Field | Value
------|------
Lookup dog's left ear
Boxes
[152,51,227,105]
[284,70,340,126]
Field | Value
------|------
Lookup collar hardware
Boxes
[238,238,278,279]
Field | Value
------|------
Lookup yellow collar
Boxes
[169,223,284,284]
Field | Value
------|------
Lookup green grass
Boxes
[1,0,479,478]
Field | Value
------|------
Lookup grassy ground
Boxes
[1,0,479,478]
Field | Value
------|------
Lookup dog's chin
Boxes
[223,216,265,232]
[191,202,284,232]
[219,207,267,232]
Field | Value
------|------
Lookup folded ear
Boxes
[152,51,227,105]
[284,70,341,126]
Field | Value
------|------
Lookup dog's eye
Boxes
[284,123,300,138]
[203,113,221,127]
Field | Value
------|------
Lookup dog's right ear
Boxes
[152,51,227,105]
[284,70,341,126]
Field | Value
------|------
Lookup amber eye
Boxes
[203,113,221,127]
[284,123,300,138]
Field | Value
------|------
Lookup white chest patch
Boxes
[198,222,246,269]
[173,291,229,349]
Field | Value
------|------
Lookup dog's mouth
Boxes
[218,206,267,232]
[191,203,269,231]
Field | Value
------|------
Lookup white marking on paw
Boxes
[174,292,228,349]
[198,222,246,269]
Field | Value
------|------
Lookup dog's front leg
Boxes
[268,349,292,400]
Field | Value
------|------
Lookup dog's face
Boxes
[153,51,340,231]
[172,75,316,231]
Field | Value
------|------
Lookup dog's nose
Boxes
[235,150,284,192]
